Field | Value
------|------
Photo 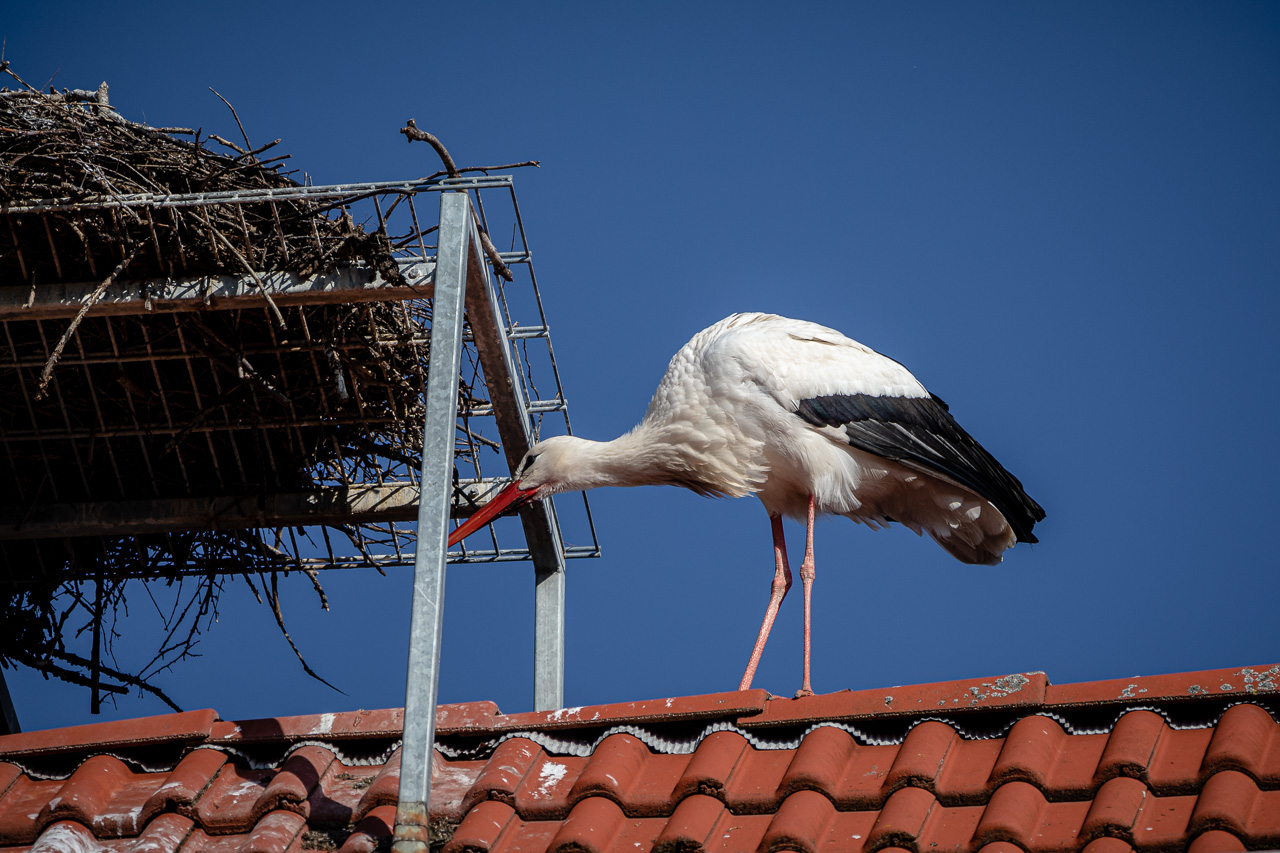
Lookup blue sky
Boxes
[4,2,1278,732]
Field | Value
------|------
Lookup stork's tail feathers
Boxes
[930,524,1017,566]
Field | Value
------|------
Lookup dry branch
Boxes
[34,245,138,400]
[399,120,516,281]
[400,118,459,177]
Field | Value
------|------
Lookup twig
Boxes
[262,570,345,693]
[35,246,138,400]
[400,119,459,177]
[238,138,281,161]
[1,60,39,92]
[207,133,246,155]
[422,160,541,181]
[473,210,514,281]
[210,227,287,327]
[397,122,515,280]
[208,87,252,151]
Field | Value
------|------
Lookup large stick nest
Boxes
[0,68,473,708]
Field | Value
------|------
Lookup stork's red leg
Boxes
[738,513,791,691]
[796,494,816,698]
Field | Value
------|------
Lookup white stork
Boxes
[448,313,1044,696]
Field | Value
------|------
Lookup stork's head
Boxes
[447,436,579,547]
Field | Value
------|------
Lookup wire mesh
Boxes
[0,177,600,582]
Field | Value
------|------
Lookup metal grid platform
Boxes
[0,176,599,581]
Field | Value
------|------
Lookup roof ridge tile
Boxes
[742,672,1048,729]
[1044,664,1279,708]
[0,709,218,759]
[490,690,768,734]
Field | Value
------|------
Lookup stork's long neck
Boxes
[557,427,689,491]
[549,421,759,499]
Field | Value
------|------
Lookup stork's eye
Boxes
[521,454,540,473]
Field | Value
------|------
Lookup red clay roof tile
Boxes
[880,718,954,794]
[777,725,858,802]
[973,780,1047,847]
[865,784,936,849]
[670,730,748,804]
[237,808,306,853]
[1096,709,1165,782]
[547,794,629,851]
[1186,828,1248,852]
[336,803,395,853]
[933,735,1002,803]
[0,664,1276,852]
[1203,701,1278,781]
[1079,775,1150,844]
[444,798,514,852]
[760,788,838,853]
[651,792,729,851]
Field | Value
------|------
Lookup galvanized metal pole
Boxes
[533,538,566,710]
[391,191,471,853]
[463,254,568,711]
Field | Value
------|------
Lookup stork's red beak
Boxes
[447,481,539,547]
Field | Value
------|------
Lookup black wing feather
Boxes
[795,393,1045,543]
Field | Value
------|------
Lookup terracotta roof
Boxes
[1,664,1277,852]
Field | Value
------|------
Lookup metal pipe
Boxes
[0,176,514,214]
[392,191,472,853]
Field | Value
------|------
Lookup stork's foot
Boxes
[793,687,814,699]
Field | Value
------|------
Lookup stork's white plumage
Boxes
[449,313,1045,695]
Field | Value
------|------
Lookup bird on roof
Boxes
[448,312,1045,697]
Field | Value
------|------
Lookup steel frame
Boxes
[3,176,591,733]
[1,176,598,573]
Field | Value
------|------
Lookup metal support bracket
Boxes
[392,191,569,851]
[463,235,568,714]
